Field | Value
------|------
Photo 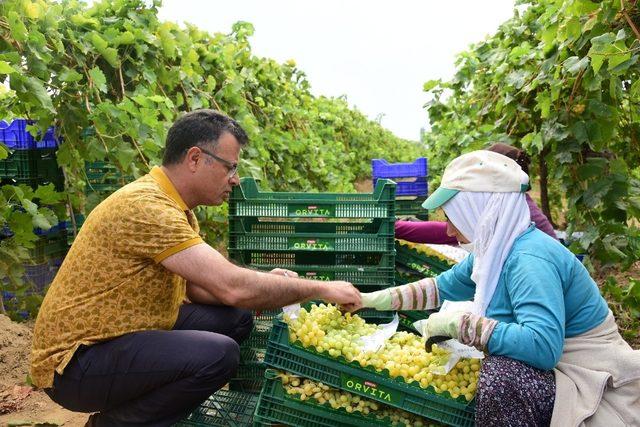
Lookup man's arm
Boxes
[161,243,360,309]
[186,268,298,304]
[186,282,222,304]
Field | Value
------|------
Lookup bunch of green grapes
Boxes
[279,372,440,427]
[284,304,481,401]
[285,303,380,360]
[354,331,480,401]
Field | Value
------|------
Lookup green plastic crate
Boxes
[238,264,394,291]
[229,316,275,394]
[230,309,397,394]
[85,161,133,192]
[395,241,453,276]
[230,178,396,219]
[0,150,35,180]
[228,252,395,291]
[396,197,428,220]
[175,388,258,427]
[0,149,64,190]
[397,310,432,334]
[230,362,266,395]
[263,318,475,427]
[29,234,68,263]
[241,317,274,360]
[229,218,395,252]
[229,251,394,270]
[355,309,396,324]
[255,369,429,427]
[35,148,64,189]
[395,265,427,285]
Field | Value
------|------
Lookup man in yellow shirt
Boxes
[30,109,361,426]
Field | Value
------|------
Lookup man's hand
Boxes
[269,268,299,278]
[316,281,361,308]
[341,297,363,313]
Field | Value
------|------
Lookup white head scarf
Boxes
[442,191,531,316]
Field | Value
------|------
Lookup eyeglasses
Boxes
[199,147,238,178]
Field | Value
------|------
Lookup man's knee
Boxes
[197,334,240,382]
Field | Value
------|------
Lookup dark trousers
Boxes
[45,304,253,427]
[476,355,556,426]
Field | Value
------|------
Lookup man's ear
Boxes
[185,146,201,173]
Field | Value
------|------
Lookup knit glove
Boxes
[421,310,498,352]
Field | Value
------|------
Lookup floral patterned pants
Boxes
[476,355,556,426]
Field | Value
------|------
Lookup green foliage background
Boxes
[421,0,640,270]
[0,0,423,317]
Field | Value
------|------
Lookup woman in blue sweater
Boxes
[355,150,640,426]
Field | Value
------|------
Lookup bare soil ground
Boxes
[0,314,88,426]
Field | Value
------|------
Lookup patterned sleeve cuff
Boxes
[457,313,498,352]
[390,278,439,310]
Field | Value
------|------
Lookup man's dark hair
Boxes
[162,109,249,165]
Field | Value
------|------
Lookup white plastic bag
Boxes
[359,313,399,352]
[282,303,301,320]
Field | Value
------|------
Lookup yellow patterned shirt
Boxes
[30,166,203,388]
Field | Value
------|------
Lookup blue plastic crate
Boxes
[555,231,587,263]
[34,222,66,236]
[22,259,61,293]
[372,158,428,179]
[376,177,428,197]
[1,258,62,293]
[35,215,85,237]
[0,119,59,150]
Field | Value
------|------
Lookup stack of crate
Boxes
[253,312,476,426]
[175,388,259,427]
[394,240,455,281]
[0,119,64,190]
[372,158,428,221]
[81,128,134,194]
[0,119,68,318]
[225,177,398,395]
[84,161,134,193]
[372,157,440,298]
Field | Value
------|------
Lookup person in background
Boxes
[30,109,361,427]
[352,150,640,426]
[395,143,557,244]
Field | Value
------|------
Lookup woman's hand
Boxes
[419,310,465,341]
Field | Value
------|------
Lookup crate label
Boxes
[340,373,399,404]
[289,237,333,251]
[300,271,334,281]
[408,262,430,274]
[288,204,334,217]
